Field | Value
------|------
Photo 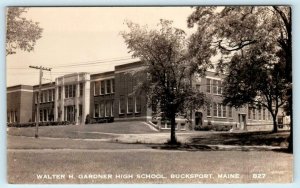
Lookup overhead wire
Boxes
[7,56,137,70]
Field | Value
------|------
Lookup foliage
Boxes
[7,121,71,128]
[121,19,206,144]
[222,49,288,132]
[6,7,43,55]
[194,124,232,131]
[187,6,291,135]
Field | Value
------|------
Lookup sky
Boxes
[6,7,197,87]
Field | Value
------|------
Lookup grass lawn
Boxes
[7,121,156,139]
[8,150,293,184]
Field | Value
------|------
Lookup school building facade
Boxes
[7,61,289,131]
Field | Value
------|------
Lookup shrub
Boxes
[7,121,71,128]
[195,124,232,132]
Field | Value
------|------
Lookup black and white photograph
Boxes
[6,6,293,184]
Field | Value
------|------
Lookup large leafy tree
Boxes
[122,20,206,144]
[222,49,288,133]
[6,7,43,55]
[187,6,292,151]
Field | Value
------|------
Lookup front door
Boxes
[195,112,203,126]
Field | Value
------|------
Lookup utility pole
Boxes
[29,66,52,138]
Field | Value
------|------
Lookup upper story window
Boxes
[106,80,111,94]
[212,80,218,94]
[80,83,83,96]
[207,78,223,95]
[94,81,100,96]
[100,80,105,95]
[44,91,48,102]
[94,79,115,96]
[206,78,211,93]
[65,85,76,98]
[49,90,52,102]
[112,79,115,93]
[217,81,222,94]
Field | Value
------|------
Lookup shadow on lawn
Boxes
[147,131,292,153]
[189,131,289,147]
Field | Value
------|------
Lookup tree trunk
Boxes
[170,112,177,145]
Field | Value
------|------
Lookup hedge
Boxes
[7,121,71,128]
[195,124,232,131]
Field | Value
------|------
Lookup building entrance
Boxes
[195,112,203,126]
[65,105,75,122]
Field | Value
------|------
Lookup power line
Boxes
[7,56,137,70]
[51,57,134,68]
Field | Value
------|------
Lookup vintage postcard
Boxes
[6,6,293,184]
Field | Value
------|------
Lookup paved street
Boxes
[7,122,293,184]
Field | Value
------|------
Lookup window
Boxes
[72,85,76,97]
[196,84,201,91]
[68,85,73,98]
[49,90,52,101]
[106,80,111,94]
[40,110,43,121]
[111,101,114,116]
[105,101,111,117]
[268,111,271,120]
[94,81,100,96]
[100,103,105,117]
[217,103,222,117]
[127,96,133,113]
[213,80,218,94]
[40,92,44,103]
[206,78,211,93]
[248,107,252,119]
[262,108,266,120]
[79,105,82,116]
[94,104,99,117]
[35,92,38,104]
[207,104,211,116]
[213,103,217,117]
[217,81,222,94]
[258,109,262,120]
[58,87,61,99]
[80,83,83,96]
[112,79,115,93]
[44,91,48,102]
[252,108,256,120]
[101,80,105,95]
[228,106,233,118]
[222,105,226,117]
[44,109,47,121]
[65,86,68,98]
[119,95,126,114]
[135,96,141,113]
